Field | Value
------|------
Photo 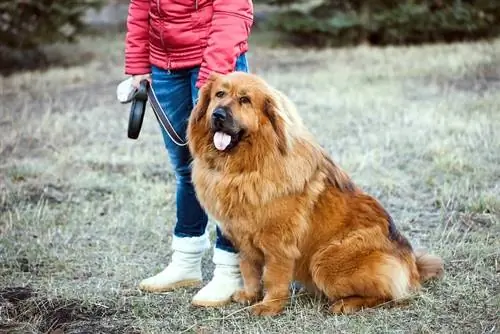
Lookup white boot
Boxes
[138,234,210,293]
[191,248,243,307]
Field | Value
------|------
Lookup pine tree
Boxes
[0,0,104,50]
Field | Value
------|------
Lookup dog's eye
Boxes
[215,91,225,98]
[239,96,251,104]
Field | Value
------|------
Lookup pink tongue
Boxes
[213,132,232,151]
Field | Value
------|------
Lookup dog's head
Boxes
[188,72,300,169]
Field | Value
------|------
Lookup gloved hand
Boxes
[116,74,151,103]
[116,75,150,139]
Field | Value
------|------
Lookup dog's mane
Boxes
[321,152,357,193]
[269,86,356,194]
[269,87,303,130]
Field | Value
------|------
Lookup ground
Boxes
[0,31,499,333]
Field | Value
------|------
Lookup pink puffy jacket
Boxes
[124,0,254,88]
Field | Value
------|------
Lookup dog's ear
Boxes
[192,76,216,123]
[263,92,289,155]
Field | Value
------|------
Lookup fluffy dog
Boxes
[186,72,444,316]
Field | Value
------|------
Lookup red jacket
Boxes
[125,0,253,88]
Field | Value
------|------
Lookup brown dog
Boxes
[186,72,444,316]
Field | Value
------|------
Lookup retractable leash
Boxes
[117,78,187,146]
[127,80,148,139]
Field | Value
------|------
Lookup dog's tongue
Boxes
[213,132,231,151]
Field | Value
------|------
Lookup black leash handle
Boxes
[127,80,148,139]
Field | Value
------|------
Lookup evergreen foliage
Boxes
[257,0,500,46]
[0,0,104,50]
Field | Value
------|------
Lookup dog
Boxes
[186,72,444,316]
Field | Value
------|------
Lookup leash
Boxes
[126,80,188,146]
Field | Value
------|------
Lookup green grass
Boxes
[1,32,499,333]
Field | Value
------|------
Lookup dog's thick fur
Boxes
[187,72,444,316]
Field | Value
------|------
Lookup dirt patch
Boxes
[0,286,34,303]
[79,186,114,202]
[0,286,135,334]
[5,257,46,275]
[2,182,114,227]
[458,212,496,231]
[432,62,500,94]
[0,174,115,215]
[0,181,66,214]
[16,183,67,206]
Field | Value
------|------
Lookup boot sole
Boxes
[139,279,202,293]
[191,298,233,308]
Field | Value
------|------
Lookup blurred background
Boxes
[1,0,500,74]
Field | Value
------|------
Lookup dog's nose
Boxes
[212,108,226,121]
[212,108,227,127]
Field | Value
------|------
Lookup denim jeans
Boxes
[151,53,249,253]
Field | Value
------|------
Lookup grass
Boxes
[1,30,499,333]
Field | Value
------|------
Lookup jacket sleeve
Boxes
[196,0,254,88]
[125,0,151,75]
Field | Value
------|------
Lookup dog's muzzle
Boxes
[210,106,244,151]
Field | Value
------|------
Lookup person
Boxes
[122,0,254,307]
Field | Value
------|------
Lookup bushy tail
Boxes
[415,249,445,282]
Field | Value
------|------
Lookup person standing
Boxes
[123,0,253,306]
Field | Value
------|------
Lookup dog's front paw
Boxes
[329,298,369,315]
[232,290,259,305]
[251,301,284,316]
[330,300,357,315]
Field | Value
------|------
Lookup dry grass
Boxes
[1,31,499,333]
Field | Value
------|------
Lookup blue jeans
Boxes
[151,54,250,253]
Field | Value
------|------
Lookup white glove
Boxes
[116,77,136,104]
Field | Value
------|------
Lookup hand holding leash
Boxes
[116,77,149,139]
[116,77,187,145]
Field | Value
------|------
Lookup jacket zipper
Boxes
[156,0,171,72]
[195,0,198,10]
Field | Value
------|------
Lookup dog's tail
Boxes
[415,249,445,282]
